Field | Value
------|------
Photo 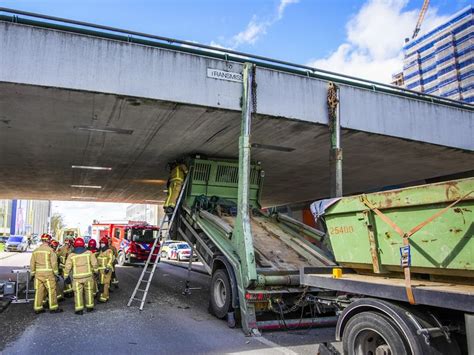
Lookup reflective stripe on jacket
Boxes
[97,249,114,270]
[30,244,58,276]
[170,164,188,182]
[58,245,71,266]
[110,244,119,259]
[64,250,98,279]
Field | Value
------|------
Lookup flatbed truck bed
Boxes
[301,267,474,313]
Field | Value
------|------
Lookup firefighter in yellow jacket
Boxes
[49,239,63,301]
[64,237,98,314]
[107,235,119,288]
[30,234,63,314]
[163,160,188,215]
[57,237,74,297]
[97,237,114,302]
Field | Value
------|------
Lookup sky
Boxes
[51,201,129,234]
[4,0,470,229]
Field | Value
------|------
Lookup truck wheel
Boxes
[210,269,232,319]
[343,311,409,355]
[117,252,126,266]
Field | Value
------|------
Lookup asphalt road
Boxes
[0,251,339,354]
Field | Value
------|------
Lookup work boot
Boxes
[50,308,63,314]
[75,310,84,315]
[165,206,174,218]
[34,309,45,315]
[86,308,94,313]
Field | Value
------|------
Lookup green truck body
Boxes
[324,178,474,278]
[182,157,334,277]
[177,156,335,335]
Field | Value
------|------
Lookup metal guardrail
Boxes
[0,7,473,111]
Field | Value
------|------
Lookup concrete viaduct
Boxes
[0,9,473,206]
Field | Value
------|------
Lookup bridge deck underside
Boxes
[0,82,472,205]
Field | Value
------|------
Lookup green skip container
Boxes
[324,178,474,279]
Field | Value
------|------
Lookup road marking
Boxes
[253,336,298,355]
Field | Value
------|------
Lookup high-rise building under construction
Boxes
[400,5,473,103]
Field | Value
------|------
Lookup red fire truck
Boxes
[91,221,160,265]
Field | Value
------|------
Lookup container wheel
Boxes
[210,269,232,319]
[343,311,409,355]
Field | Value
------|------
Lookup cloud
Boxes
[229,0,299,48]
[232,16,269,46]
[277,0,299,20]
[307,0,449,83]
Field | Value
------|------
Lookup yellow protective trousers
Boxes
[73,277,95,311]
[34,274,58,311]
[164,180,183,208]
[61,268,74,295]
[56,279,63,301]
[99,270,112,302]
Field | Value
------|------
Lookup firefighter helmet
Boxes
[40,233,51,242]
[50,239,59,249]
[73,237,85,248]
[88,239,97,249]
[100,236,109,245]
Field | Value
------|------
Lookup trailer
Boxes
[300,178,474,354]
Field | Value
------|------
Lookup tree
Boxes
[50,213,65,239]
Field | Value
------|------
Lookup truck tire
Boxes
[210,269,232,319]
[342,311,409,355]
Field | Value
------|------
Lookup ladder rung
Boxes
[128,173,189,310]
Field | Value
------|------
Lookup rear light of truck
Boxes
[245,292,271,302]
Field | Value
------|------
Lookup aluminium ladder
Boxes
[127,174,190,310]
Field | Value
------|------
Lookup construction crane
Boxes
[412,0,430,39]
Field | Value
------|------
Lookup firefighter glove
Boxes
[105,268,110,274]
